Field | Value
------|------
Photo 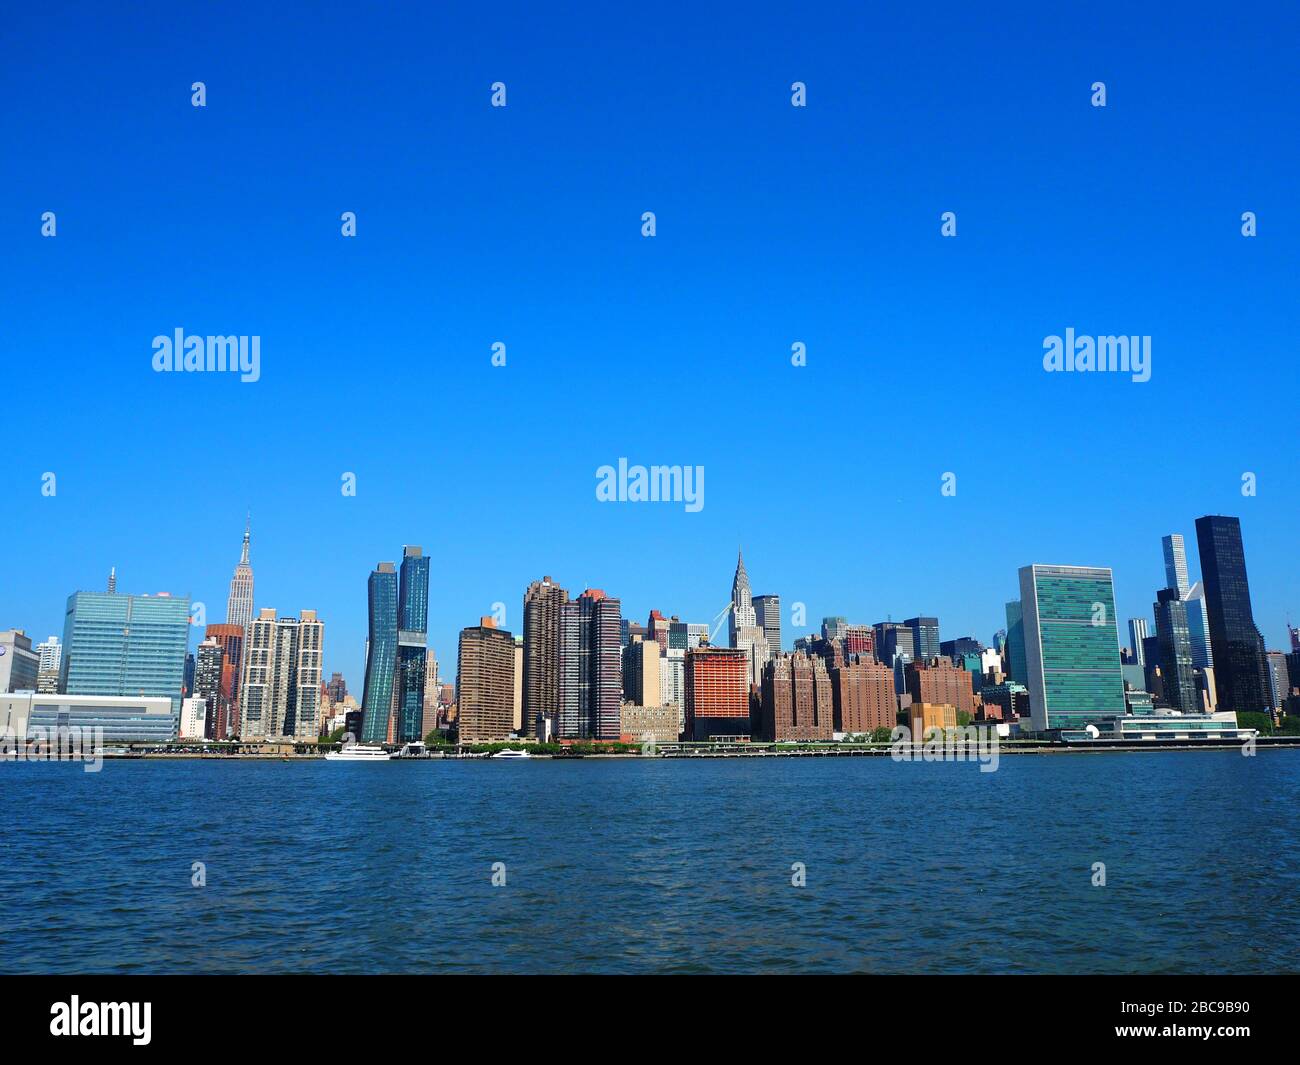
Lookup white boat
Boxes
[325,744,393,762]
[491,748,532,759]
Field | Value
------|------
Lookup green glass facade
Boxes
[1004,600,1026,684]
[1019,565,1126,731]
[61,591,192,717]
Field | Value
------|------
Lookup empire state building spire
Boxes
[226,513,255,629]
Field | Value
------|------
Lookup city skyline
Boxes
[5,8,1297,700]
[4,508,1294,706]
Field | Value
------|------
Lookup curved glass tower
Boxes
[360,563,398,743]
[395,546,430,743]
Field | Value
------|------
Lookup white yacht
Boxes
[491,748,532,759]
[325,744,393,762]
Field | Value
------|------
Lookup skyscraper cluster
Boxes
[359,547,430,744]
[443,513,1289,747]
[0,515,338,744]
[3,510,1292,749]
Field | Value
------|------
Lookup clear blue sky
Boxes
[3,2,1297,691]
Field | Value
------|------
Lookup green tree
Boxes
[1237,711,1275,736]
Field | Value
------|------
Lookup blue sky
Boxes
[2,2,1297,689]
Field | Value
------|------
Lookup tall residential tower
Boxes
[395,546,430,743]
[522,576,568,738]
[360,562,398,743]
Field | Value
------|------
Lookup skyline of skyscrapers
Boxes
[4,508,1294,745]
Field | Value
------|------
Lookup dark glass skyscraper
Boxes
[1154,588,1198,714]
[904,616,940,662]
[395,546,430,743]
[360,562,398,743]
[1194,515,1270,714]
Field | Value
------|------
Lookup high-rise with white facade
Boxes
[1161,533,1191,598]
[1128,618,1149,666]
[239,608,325,741]
[659,647,686,733]
[35,635,62,693]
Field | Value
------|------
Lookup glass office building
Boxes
[60,590,191,718]
[1004,601,1027,684]
[360,563,399,743]
[1018,565,1127,732]
[904,616,940,661]
[395,547,431,743]
[1194,515,1271,715]
[1154,588,1199,714]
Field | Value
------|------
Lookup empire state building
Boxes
[226,515,255,629]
